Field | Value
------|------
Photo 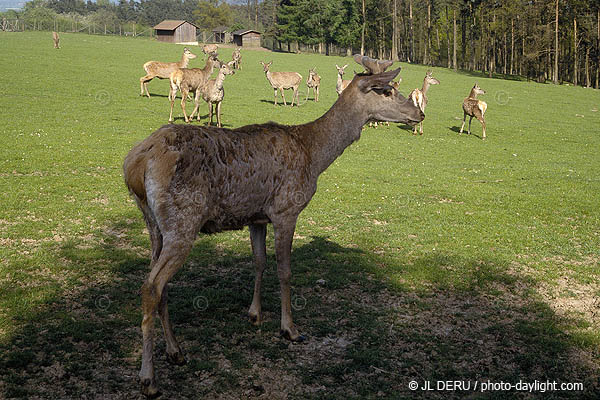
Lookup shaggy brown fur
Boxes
[124,68,424,398]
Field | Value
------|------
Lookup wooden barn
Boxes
[153,20,199,43]
[212,26,231,44]
[232,29,262,48]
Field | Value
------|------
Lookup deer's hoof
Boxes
[140,378,161,398]
[166,351,186,366]
[280,329,306,343]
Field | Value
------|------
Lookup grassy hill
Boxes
[0,31,599,399]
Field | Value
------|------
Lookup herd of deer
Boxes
[136,44,487,137]
[124,45,489,397]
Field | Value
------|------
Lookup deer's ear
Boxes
[357,68,401,93]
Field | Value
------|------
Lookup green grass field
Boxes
[0,31,599,399]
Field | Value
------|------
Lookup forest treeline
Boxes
[2,0,599,87]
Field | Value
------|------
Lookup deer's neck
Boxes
[214,72,226,90]
[179,54,190,69]
[469,89,479,99]
[300,92,366,176]
[337,73,343,87]
[421,80,431,96]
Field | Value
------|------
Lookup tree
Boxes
[194,0,232,31]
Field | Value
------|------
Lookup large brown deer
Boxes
[140,48,197,98]
[123,67,424,398]
[409,71,440,135]
[168,53,221,123]
[305,67,320,102]
[460,83,487,139]
[261,61,302,106]
[52,31,60,49]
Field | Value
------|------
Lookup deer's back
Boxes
[268,72,302,88]
[144,61,180,78]
[125,123,313,233]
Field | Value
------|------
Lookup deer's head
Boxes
[183,47,197,60]
[308,68,318,81]
[344,68,424,126]
[425,71,440,85]
[222,62,236,76]
[260,61,273,73]
[336,64,348,76]
[474,83,486,95]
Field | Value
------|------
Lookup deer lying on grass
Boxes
[201,61,235,127]
[335,64,351,96]
[202,43,218,55]
[231,48,242,70]
[305,67,320,102]
[460,83,487,139]
[140,48,197,98]
[409,71,440,135]
[52,31,60,48]
[168,53,221,123]
[123,66,424,398]
[261,61,302,106]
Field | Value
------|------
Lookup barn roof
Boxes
[153,20,199,30]
[232,29,262,36]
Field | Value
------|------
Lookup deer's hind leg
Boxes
[460,111,467,134]
[280,87,287,106]
[248,223,267,325]
[141,76,153,97]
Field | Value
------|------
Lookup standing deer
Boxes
[168,53,221,123]
[335,64,351,96]
[52,31,60,49]
[460,83,487,139]
[202,43,218,56]
[123,66,424,398]
[140,48,197,98]
[260,61,302,106]
[201,61,236,127]
[231,48,242,70]
[409,71,440,135]
[305,67,320,102]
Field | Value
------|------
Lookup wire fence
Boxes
[1,17,153,38]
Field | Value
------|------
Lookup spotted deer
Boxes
[460,83,487,139]
[305,68,320,102]
[140,48,197,98]
[124,66,424,398]
[260,61,302,106]
[409,71,440,135]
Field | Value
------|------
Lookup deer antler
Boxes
[353,54,394,75]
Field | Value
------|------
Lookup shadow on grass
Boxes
[0,225,598,399]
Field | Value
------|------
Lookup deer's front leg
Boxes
[273,219,304,342]
[273,89,278,106]
[248,223,267,325]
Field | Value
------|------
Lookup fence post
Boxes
[133,22,136,37]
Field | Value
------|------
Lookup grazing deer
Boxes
[168,53,221,123]
[201,61,236,127]
[336,64,351,96]
[52,31,60,49]
[460,83,487,139]
[409,71,440,135]
[305,67,320,102]
[260,61,302,106]
[231,48,242,70]
[202,43,218,56]
[140,48,197,98]
[123,66,424,398]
